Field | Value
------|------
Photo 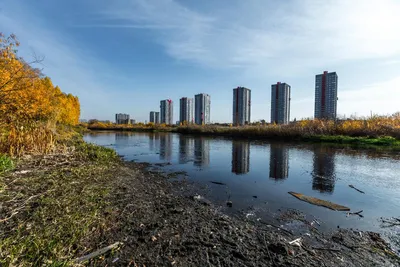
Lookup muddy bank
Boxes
[1,148,399,266]
[92,161,399,266]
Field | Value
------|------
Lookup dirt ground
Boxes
[2,153,399,266]
[88,161,399,267]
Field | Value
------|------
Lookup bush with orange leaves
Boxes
[0,33,80,155]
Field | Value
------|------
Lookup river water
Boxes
[84,131,400,242]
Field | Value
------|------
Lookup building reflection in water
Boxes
[178,135,195,164]
[194,137,210,168]
[159,133,173,161]
[231,141,250,175]
[312,146,336,193]
[269,143,289,180]
[115,132,129,144]
[148,132,160,152]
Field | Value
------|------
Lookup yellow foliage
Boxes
[0,33,80,155]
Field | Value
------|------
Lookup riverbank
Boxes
[1,141,399,266]
[87,124,400,149]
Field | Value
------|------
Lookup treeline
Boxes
[0,33,80,155]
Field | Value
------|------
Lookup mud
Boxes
[89,161,400,267]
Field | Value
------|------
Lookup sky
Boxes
[1,0,400,122]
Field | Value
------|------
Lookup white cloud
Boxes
[338,76,400,117]
[87,0,400,71]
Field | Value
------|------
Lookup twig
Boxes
[349,185,365,194]
[347,210,364,218]
[312,246,341,252]
[0,211,19,223]
[73,242,123,263]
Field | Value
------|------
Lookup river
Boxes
[84,131,400,246]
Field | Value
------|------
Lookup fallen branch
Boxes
[73,242,123,263]
[347,210,364,218]
[349,185,365,194]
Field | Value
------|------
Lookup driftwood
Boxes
[349,185,365,194]
[73,242,123,263]
[288,192,350,211]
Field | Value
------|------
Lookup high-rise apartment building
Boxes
[195,93,211,125]
[149,111,160,124]
[179,97,194,124]
[314,71,338,120]
[160,99,173,125]
[271,82,291,124]
[232,87,251,126]
[115,113,130,124]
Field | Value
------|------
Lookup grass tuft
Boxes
[75,142,118,162]
[0,154,14,173]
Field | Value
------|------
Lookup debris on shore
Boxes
[288,191,350,211]
[349,184,365,194]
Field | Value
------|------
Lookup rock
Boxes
[227,201,233,207]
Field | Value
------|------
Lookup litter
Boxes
[289,237,302,247]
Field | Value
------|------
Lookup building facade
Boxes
[179,97,194,124]
[149,111,160,124]
[271,82,291,124]
[232,87,251,126]
[115,113,130,124]
[314,71,338,120]
[160,99,173,125]
[194,93,211,125]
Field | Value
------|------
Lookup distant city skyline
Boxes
[10,1,398,122]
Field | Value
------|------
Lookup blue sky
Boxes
[1,0,400,122]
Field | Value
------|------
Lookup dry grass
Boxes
[0,142,119,266]
[85,115,400,141]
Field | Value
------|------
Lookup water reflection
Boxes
[269,143,289,180]
[312,146,336,193]
[179,136,194,164]
[194,138,210,168]
[159,133,173,161]
[231,141,250,174]
[149,132,160,152]
[115,132,129,143]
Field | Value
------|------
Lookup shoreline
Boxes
[87,126,400,150]
[1,141,399,266]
